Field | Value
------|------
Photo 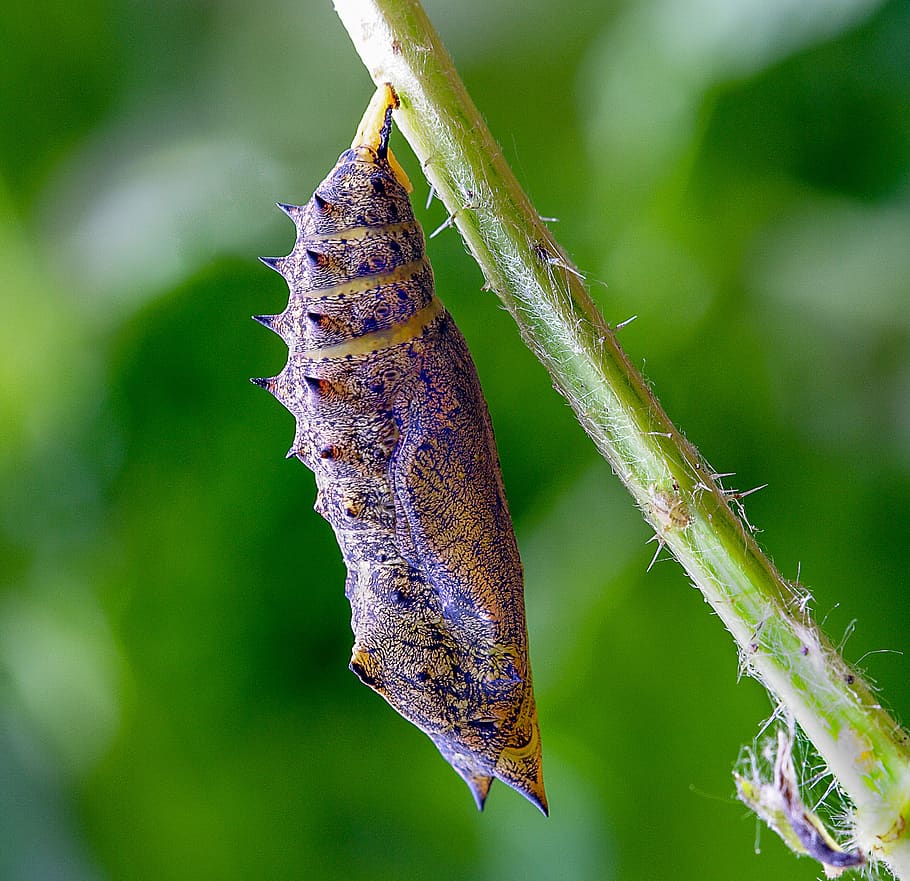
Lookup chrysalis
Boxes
[252,85,546,814]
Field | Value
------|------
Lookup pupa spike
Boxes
[304,248,326,268]
[259,255,288,275]
[250,376,275,392]
[459,770,494,812]
[285,422,307,460]
[306,311,330,329]
[521,782,549,817]
[303,375,340,397]
[494,727,548,816]
[275,201,302,219]
[252,314,277,329]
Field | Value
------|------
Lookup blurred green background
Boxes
[2,0,909,878]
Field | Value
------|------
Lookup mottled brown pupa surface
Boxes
[252,86,546,814]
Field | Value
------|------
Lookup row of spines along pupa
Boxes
[251,191,417,466]
[253,198,332,344]
[251,195,342,460]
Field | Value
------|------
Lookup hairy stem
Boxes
[332,0,910,873]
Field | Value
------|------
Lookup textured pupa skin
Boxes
[253,86,546,814]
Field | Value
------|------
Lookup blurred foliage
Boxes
[1,0,909,879]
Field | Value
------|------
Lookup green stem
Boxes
[332,0,910,873]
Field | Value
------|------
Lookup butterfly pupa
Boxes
[252,84,546,814]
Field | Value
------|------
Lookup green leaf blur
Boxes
[1,1,908,879]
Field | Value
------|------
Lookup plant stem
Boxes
[332,0,910,873]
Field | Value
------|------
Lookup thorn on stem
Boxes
[646,534,665,572]
[429,213,455,239]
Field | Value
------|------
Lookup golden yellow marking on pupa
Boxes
[497,718,541,762]
[309,219,418,243]
[297,295,445,361]
[301,257,428,301]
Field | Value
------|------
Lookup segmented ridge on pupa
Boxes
[255,159,436,467]
[252,88,546,815]
[258,169,430,365]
